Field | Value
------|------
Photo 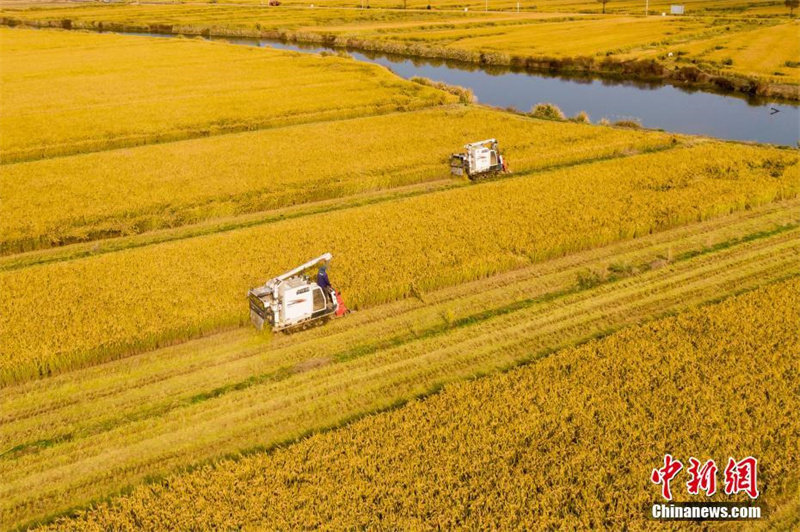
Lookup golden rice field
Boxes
[0,26,451,162]
[3,2,797,92]
[2,142,796,386]
[2,21,798,531]
[3,198,798,530]
[0,106,680,254]
[37,278,800,530]
[0,3,502,32]
[344,0,793,15]
[356,15,729,57]
[664,20,800,83]
[367,0,790,14]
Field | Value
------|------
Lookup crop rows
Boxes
[0,27,451,163]
[2,199,797,530]
[2,142,796,386]
[0,106,679,254]
[358,15,719,57]
[36,276,800,530]
[668,20,800,84]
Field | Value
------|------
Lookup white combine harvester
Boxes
[248,253,348,332]
[450,138,508,179]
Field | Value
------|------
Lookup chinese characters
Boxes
[651,455,758,500]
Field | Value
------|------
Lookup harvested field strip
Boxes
[359,15,722,55]
[0,105,680,254]
[1,142,796,386]
[41,277,800,530]
[1,204,797,529]
[0,27,452,163]
[648,19,800,82]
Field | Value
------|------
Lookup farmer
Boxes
[317,262,332,299]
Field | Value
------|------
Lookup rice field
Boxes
[4,0,784,15]
[3,141,796,387]
[2,199,798,530]
[35,277,800,530]
[1,21,797,532]
[354,15,726,57]
[0,106,679,254]
[0,27,451,162]
[665,20,800,82]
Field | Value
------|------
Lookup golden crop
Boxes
[0,27,452,163]
[3,199,796,530]
[1,6,795,530]
[41,277,800,530]
[671,20,800,82]
[1,142,796,386]
[358,15,717,57]
[0,106,678,254]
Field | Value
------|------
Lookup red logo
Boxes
[687,458,717,496]
[723,457,759,499]
[652,455,758,500]
[651,454,683,500]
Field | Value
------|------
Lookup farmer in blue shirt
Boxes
[318,261,349,315]
[317,263,332,299]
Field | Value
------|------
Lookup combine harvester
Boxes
[248,253,349,332]
[450,138,508,179]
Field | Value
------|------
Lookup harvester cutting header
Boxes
[248,253,349,332]
[450,138,508,179]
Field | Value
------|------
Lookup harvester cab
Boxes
[247,253,349,332]
[450,138,508,179]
